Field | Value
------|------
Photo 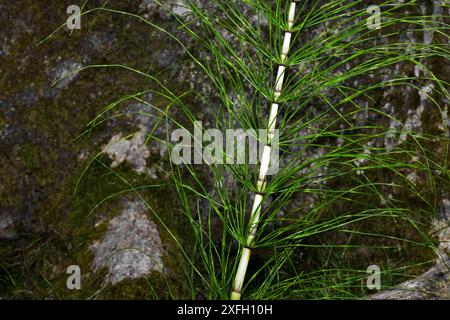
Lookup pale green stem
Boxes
[230,1,297,300]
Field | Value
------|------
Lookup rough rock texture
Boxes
[0,0,188,298]
[140,0,191,18]
[368,199,450,300]
[368,258,450,300]
[0,0,448,299]
[0,211,17,240]
[102,132,151,174]
[101,93,168,176]
[91,200,165,284]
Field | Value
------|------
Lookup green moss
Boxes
[0,0,198,299]
[2,0,447,300]
[98,273,184,300]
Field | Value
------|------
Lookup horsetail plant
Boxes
[45,0,450,299]
[230,0,298,300]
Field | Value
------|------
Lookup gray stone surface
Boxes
[141,0,191,18]
[101,93,168,176]
[102,131,151,174]
[0,0,448,299]
[368,257,450,300]
[47,59,83,98]
[91,200,165,284]
[368,197,450,299]
[0,211,17,240]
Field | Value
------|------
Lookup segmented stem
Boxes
[230,1,297,300]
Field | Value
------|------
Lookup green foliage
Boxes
[49,0,449,299]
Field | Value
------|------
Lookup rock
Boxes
[90,200,165,284]
[0,211,17,239]
[14,88,39,108]
[368,257,450,300]
[102,131,150,174]
[52,60,83,89]
[368,197,450,300]
[152,48,182,68]
[83,32,117,53]
[141,0,191,18]
[102,93,169,175]
[434,197,450,257]
[0,0,448,299]
[433,219,450,256]
[44,60,83,98]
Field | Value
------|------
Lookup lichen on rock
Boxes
[102,131,151,174]
[90,200,166,285]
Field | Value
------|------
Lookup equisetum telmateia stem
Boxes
[230,1,297,300]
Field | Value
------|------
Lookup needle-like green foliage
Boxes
[47,0,449,299]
